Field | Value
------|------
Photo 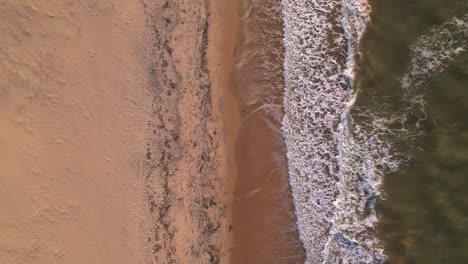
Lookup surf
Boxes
[282,0,388,263]
[281,0,468,261]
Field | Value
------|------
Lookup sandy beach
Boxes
[0,1,150,263]
[139,0,231,263]
[0,0,230,263]
[0,0,304,263]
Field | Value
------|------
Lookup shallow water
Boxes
[358,0,468,262]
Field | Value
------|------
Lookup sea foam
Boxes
[282,0,468,261]
[401,15,468,127]
[282,0,388,263]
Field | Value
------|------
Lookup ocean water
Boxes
[281,0,468,263]
[360,0,468,263]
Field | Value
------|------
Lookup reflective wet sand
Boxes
[226,0,306,263]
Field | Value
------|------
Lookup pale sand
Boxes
[0,1,150,263]
[1,1,231,264]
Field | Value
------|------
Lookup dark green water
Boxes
[358,0,468,263]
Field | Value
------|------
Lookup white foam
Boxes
[401,15,468,126]
[282,0,468,261]
[282,0,388,263]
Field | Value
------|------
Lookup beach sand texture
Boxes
[0,0,232,263]
[0,1,150,263]
[0,0,304,263]
[140,0,231,263]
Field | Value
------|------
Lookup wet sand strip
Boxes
[213,0,306,263]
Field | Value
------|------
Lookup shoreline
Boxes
[220,0,306,263]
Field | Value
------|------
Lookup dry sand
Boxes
[1,0,230,263]
[139,0,231,263]
[0,1,150,263]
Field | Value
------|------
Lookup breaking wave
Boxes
[281,0,387,262]
[281,0,467,263]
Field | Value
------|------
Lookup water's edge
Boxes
[281,1,388,262]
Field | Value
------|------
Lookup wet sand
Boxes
[217,0,306,263]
